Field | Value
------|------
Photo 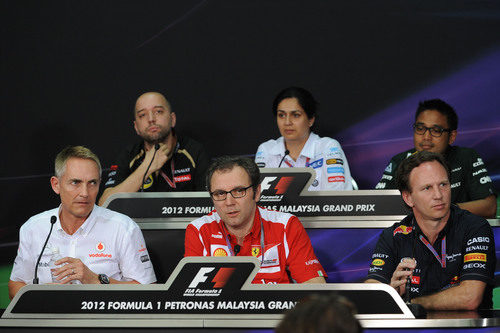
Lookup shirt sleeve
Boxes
[463,150,496,201]
[366,228,398,283]
[375,158,398,190]
[321,140,353,191]
[192,146,211,191]
[460,218,496,284]
[10,224,35,284]
[285,217,327,282]
[117,222,157,284]
[255,144,270,168]
[184,224,207,256]
[103,149,134,190]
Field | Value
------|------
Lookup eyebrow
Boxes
[136,105,166,113]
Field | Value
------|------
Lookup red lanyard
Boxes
[159,159,176,189]
[419,235,447,268]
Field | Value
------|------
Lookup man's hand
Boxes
[52,257,99,284]
[142,143,171,175]
[390,258,416,296]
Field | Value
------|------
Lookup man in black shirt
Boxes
[376,99,496,218]
[367,151,496,310]
[99,92,210,205]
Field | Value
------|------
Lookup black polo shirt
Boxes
[367,205,496,308]
[375,146,496,203]
[103,133,210,191]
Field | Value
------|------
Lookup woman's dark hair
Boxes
[272,86,318,120]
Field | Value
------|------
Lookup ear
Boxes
[171,112,177,128]
[448,130,457,145]
[309,116,315,128]
[254,184,262,202]
[401,190,414,208]
[133,120,140,135]
[50,176,61,195]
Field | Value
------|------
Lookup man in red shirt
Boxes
[184,156,326,284]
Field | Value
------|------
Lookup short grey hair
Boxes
[55,146,102,178]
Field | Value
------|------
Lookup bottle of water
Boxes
[48,247,63,283]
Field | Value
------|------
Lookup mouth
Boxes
[226,211,239,218]
[148,126,160,132]
[419,143,434,150]
[433,203,446,210]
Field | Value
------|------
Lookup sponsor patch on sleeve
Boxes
[371,259,385,266]
[464,253,487,262]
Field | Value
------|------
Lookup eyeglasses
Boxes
[210,185,253,201]
[413,124,452,137]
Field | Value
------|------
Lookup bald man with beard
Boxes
[99,92,210,205]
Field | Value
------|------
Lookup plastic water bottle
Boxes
[48,247,63,283]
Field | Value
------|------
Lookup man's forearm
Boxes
[8,280,27,300]
[303,277,326,284]
[457,195,497,218]
[412,280,486,310]
[98,164,151,205]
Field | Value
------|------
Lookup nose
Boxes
[432,185,443,199]
[284,114,292,125]
[224,193,237,205]
[147,110,156,123]
[422,128,432,140]
[80,184,89,198]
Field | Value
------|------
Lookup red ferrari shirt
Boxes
[185,206,326,284]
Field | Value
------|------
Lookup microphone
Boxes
[140,143,160,192]
[278,150,290,168]
[233,245,241,256]
[33,215,57,284]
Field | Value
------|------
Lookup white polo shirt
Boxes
[10,205,156,285]
[255,132,353,191]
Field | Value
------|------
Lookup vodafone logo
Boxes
[96,242,105,252]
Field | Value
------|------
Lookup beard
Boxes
[141,126,172,145]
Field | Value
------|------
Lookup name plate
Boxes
[104,169,407,221]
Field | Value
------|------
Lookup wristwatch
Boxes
[98,274,110,284]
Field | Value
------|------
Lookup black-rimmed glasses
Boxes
[413,123,451,137]
[210,185,253,201]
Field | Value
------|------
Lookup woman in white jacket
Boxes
[255,86,353,191]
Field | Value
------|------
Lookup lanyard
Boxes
[419,235,447,268]
[159,159,176,189]
[223,216,265,265]
[282,156,310,168]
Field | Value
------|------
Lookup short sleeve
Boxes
[460,219,496,284]
[118,222,156,284]
[184,224,206,256]
[366,228,398,283]
[10,224,35,284]
[376,158,398,190]
[464,150,496,201]
[103,150,133,189]
[321,140,353,191]
[285,217,327,282]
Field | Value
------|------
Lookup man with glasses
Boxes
[184,156,326,284]
[376,99,496,218]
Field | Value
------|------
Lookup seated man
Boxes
[376,99,496,218]
[185,156,326,284]
[367,151,496,310]
[9,146,156,299]
[99,92,210,205]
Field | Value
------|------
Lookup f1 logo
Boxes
[188,267,214,288]
[260,176,293,195]
[260,177,277,191]
[188,267,236,289]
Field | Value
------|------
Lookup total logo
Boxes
[259,176,293,202]
[184,267,235,297]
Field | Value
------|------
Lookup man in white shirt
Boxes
[8,146,156,299]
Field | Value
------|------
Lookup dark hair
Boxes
[272,86,318,119]
[206,156,260,194]
[415,99,458,131]
[396,151,450,193]
[276,293,362,333]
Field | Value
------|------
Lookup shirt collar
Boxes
[269,132,319,159]
[55,204,98,237]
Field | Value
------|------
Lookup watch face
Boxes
[99,274,110,284]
